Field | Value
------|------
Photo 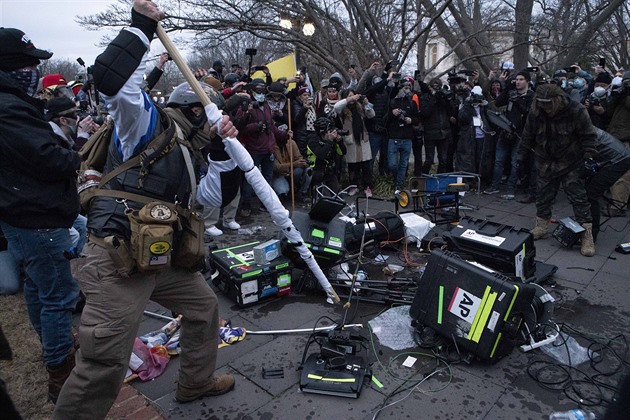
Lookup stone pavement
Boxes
[122,187,630,419]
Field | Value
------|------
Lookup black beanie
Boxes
[594,73,612,85]
[516,70,531,82]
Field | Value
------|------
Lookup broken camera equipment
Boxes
[298,328,371,398]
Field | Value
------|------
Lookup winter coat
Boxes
[384,96,420,140]
[420,91,456,141]
[274,139,304,176]
[234,102,288,154]
[494,88,534,134]
[456,101,493,173]
[518,97,598,177]
[0,71,80,229]
[291,99,318,155]
[335,99,375,164]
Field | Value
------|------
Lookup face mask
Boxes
[593,87,607,98]
[8,68,41,97]
[62,116,79,136]
[254,93,265,103]
[561,79,567,89]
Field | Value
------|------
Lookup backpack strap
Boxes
[91,119,197,216]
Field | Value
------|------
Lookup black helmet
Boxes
[314,117,334,136]
[167,82,225,110]
[223,73,240,87]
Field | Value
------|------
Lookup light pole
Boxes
[279,15,315,68]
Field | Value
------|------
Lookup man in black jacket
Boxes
[0,27,81,403]
[385,80,420,190]
[485,70,534,200]
[420,77,457,174]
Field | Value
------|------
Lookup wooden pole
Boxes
[287,98,295,212]
[155,25,211,108]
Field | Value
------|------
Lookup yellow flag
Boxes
[251,54,297,84]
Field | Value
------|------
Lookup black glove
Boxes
[580,157,599,179]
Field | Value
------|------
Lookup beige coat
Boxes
[335,98,374,164]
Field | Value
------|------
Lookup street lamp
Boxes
[278,15,315,37]
[279,15,315,68]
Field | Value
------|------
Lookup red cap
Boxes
[42,74,67,90]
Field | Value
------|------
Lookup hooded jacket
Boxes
[518,89,598,177]
[0,71,80,228]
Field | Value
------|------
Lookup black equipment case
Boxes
[410,249,535,362]
[444,216,536,280]
[282,197,347,269]
[345,212,405,252]
[209,241,292,307]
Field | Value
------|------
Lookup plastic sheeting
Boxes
[368,305,417,350]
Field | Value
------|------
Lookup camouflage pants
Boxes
[536,167,592,223]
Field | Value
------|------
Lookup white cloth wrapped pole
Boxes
[220,136,340,304]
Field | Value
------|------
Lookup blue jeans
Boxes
[241,152,275,207]
[271,167,313,195]
[491,134,518,192]
[0,249,20,295]
[368,131,388,174]
[388,138,412,188]
[69,214,88,253]
[0,221,79,366]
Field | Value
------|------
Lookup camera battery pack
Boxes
[616,242,630,254]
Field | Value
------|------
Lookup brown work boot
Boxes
[175,374,235,403]
[47,349,76,404]
[531,217,550,240]
[580,223,595,257]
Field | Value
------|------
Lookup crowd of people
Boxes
[1,0,630,417]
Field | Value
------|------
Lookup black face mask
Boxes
[181,106,207,127]
[8,68,41,97]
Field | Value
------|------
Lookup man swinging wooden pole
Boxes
[156,24,340,304]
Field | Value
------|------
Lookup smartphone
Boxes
[564,66,576,73]
[245,48,257,56]
[525,66,539,73]
[393,73,402,80]
[599,57,606,67]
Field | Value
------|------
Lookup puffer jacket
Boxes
[518,98,597,177]
[0,71,80,228]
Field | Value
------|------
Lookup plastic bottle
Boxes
[549,409,596,420]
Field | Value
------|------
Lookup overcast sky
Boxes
[0,1,119,66]
[0,0,194,68]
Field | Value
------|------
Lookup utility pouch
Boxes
[173,208,205,269]
[90,235,136,278]
[126,201,179,272]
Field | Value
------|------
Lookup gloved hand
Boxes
[580,157,599,179]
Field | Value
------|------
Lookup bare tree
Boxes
[39,59,83,82]
[77,0,627,87]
